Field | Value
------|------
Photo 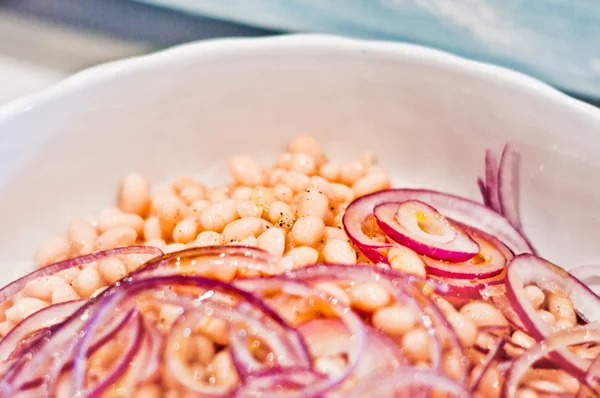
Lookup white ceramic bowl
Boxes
[0,34,599,284]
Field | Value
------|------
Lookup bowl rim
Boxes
[0,33,599,127]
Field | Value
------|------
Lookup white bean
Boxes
[339,161,366,185]
[97,213,144,236]
[194,231,223,247]
[73,267,105,297]
[231,187,253,201]
[538,310,556,325]
[119,173,151,216]
[164,243,186,254]
[310,176,335,201]
[290,153,317,175]
[459,301,508,327]
[291,216,325,247]
[273,184,294,203]
[372,305,417,336]
[547,293,576,325]
[123,253,153,273]
[446,312,478,347]
[279,247,319,270]
[135,384,162,398]
[144,238,166,250]
[229,155,265,187]
[349,283,390,312]
[388,246,426,277]
[222,217,271,244]
[314,356,346,378]
[524,285,545,309]
[67,220,98,255]
[315,282,350,306]
[401,328,432,362]
[51,284,81,304]
[23,275,67,302]
[5,298,49,323]
[36,235,71,267]
[199,199,238,232]
[288,136,323,161]
[189,199,211,216]
[98,257,127,284]
[296,188,329,219]
[179,184,206,205]
[236,200,263,218]
[211,350,239,389]
[158,304,184,330]
[330,183,354,204]
[322,239,356,264]
[96,227,137,250]
[173,217,199,244]
[319,163,340,182]
[352,172,389,197]
[256,227,286,258]
[269,201,296,228]
[282,171,311,193]
[143,216,162,241]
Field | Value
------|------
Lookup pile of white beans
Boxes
[0,136,585,398]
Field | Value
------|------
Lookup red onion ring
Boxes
[0,300,85,362]
[477,177,491,208]
[8,307,140,395]
[570,265,600,292]
[133,245,278,279]
[470,338,506,392]
[298,318,406,377]
[86,310,143,398]
[234,278,366,397]
[343,189,535,263]
[347,367,472,398]
[498,142,523,232]
[269,263,465,377]
[423,233,506,280]
[428,273,505,299]
[374,201,480,262]
[502,325,600,398]
[506,254,600,377]
[484,148,502,214]
[0,245,162,306]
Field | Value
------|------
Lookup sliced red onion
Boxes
[478,284,527,331]
[477,177,491,208]
[165,313,239,396]
[269,264,461,374]
[134,245,277,279]
[234,278,366,397]
[240,367,332,396]
[428,273,504,299]
[484,149,502,213]
[502,325,600,397]
[470,338,506,392]
[0,245,162,306]
[374,201,479,262]
[0,300,85,362]
[498,143,523,232]
[423,232,506,280]
[570,265,600,293]
[298,319,406,378]
[506,254,600,376]
[347,367,472,398]
[114,321,162,390]
[8,307,140,395]
[344,189,535,259]
[86,311,143,398]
